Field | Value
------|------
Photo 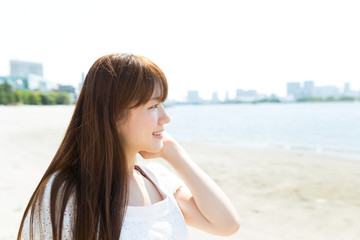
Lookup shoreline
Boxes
[178,139,360,163]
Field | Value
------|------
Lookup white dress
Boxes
[21,163,189,240]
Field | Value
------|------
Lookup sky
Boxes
[1,0,359,101]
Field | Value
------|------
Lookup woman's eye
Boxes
[150,104,159,109]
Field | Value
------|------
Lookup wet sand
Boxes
[1,106,359,240]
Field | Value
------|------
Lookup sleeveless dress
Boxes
[21,163,189,240]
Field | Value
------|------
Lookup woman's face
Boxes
[118,92,171,156]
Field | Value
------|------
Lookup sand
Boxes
[1,105,359,240]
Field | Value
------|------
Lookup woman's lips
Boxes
[152,131,163,137]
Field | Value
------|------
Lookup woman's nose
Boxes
[159,106,171,125]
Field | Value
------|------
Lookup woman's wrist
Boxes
[161,140,187,166]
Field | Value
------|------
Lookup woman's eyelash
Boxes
[150,104,159,109]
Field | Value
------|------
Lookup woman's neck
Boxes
[126,152,138,175]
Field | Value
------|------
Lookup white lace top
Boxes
[21,163,189,240]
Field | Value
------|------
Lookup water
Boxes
[165,102,360,161]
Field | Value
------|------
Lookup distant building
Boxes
[344,82,350,94]
[54,84,77,103]
[236,89,256,102]
[236,89,257,98]
[313,86,340,99]
[10,60,43,76]
[235,89,265,102]
[27,74,50,91]
[0,60,52,91]
[187,90,200,104]
[77,72,85,92]
[55,84,75,93]
[0,74,51,91]
[342,82,359,98]
[287,82,302,99]
[0,75,28,89]
[303,81,315,98]
[286,80,357,100]
[225,90,230,102]
[269,93,279,100]
[211,92,219,103]
[279,95,296,102]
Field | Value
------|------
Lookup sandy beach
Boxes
[1,106,360,240]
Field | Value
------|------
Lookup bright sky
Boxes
[1,0,359,101]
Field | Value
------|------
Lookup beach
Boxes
[1,106,360,240]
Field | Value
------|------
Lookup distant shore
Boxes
[166,97,360,106]
[1,106,359,240]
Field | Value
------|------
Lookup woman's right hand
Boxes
[139,132,184,166]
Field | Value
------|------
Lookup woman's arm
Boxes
[140,133,240,236]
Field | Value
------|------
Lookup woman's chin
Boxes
[147,143,163,153]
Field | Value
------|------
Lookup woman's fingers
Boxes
[139,132,180,160]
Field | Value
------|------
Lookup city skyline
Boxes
[1,58,358,103]
[1,56,359,102]
[184,80,358,103]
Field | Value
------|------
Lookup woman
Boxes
[18,53,240,239]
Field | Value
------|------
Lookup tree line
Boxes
[0,82,71,105]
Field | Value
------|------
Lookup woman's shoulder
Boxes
[139,162,173,182]
[141,162,170,175]
[139,162,185,195]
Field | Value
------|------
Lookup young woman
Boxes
[18,53,240,239]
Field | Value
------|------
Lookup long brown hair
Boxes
[18,54,168,239]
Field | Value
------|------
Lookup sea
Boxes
[164,102,360,161]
